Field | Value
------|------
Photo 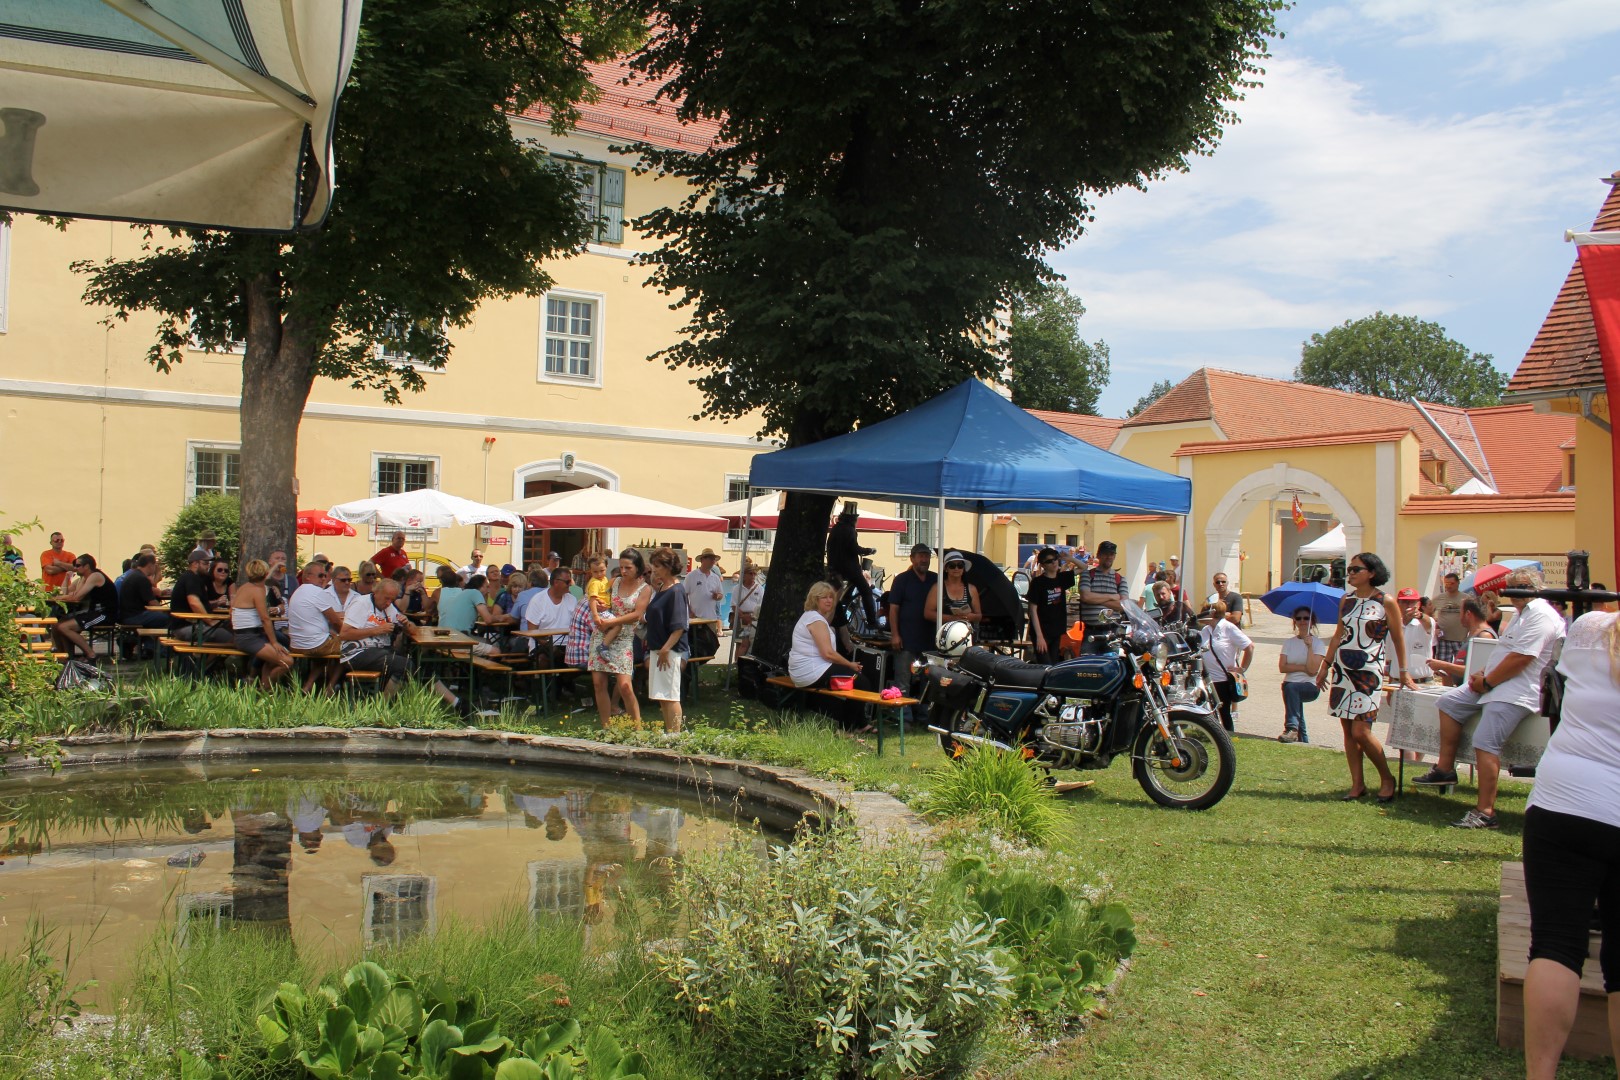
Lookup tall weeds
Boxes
[921,745,1068,846]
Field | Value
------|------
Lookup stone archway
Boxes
[1202,464,1365,596]
[510,458,620,568]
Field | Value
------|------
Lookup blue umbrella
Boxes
[1260,581,1345,625]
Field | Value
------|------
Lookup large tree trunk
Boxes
[237,272,317,570]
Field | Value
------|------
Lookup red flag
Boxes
[1290,495,1307,532]
[1574,237,1620,574]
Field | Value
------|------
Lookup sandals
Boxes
[1340,789,1368,801]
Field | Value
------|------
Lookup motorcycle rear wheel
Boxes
[1132,709,1235,810]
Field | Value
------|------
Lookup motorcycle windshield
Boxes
[1119,598,1164,648]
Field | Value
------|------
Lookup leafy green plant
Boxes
[158,494,239,576]
[945,854,1134,1017]
[921,745,1068,846]
[256,960,644,1080]
[0,520,57,734]
[658,826,1011,1079]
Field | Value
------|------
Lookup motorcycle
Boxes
[919,599,1236,810]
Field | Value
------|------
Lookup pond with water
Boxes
[0,758,772,992]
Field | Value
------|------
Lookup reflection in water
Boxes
[0,758,766,995]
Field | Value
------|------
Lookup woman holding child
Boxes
[588,550,651,729]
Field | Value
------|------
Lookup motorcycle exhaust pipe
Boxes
[927,726,1015,753]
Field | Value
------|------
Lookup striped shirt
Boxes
[1078,567,1127,626]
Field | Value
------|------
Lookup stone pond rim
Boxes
[0,726,925,841]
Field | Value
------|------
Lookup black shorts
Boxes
[1523,805,1619,991]
[67,607,111,631]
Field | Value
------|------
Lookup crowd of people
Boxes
[8,527,769,734]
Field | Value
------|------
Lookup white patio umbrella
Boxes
[329,489,520,566]
[0,1,362,232]
[500,486,728,532]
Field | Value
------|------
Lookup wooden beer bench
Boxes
[764,674,918,755]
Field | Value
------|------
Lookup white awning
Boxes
[0,0,361,232]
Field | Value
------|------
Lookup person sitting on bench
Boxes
[52,554,118,662]
[789,581,864,690]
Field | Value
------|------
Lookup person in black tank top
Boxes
[51,554,120,661]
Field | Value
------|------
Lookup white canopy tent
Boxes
[0,1,361,232]
[1297,524,1346,559]
[1451,477,1498,495]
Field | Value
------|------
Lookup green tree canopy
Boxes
[631,0,1281,654]
[74,0,645,567]
[1007,284,1111,414]
[1126,379,1178,418]
[1294,311,1505,407]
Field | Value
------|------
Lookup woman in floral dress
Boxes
[589,550,651,729]
[1315,551,1416,802]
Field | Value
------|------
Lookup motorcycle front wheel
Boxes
[1132,709,1235,810]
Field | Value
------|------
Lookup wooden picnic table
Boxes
[512,628,568,640]
[169,610,229,621]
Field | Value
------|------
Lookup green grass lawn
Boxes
[1015,739,1612,1080]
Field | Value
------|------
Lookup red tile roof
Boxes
[1506,172,1620,396]
[1124,369,1484,494]
[1026,409,1126,449]
[1172,427,1415,457]
[518,58,726,152]
[1462,404,1576,495]
[1401,494,1575,515]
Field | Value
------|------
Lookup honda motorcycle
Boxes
[920,600,1235,810]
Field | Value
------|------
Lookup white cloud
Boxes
[1070,53,1593,282]
[1340,0,1620,79]
[1066,270,1349,333]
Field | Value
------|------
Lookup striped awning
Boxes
[0,0,361,232]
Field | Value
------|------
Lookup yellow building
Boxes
[1503,171,1620,587]
[0,62,991,578]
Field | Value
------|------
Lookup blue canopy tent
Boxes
[737,379,1192,654]
[748,379,1190,517]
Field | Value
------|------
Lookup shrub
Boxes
[657,826,1012,1079]
[944,852,1135,1019]
[921,746,1068,845]
[159,494,239,577]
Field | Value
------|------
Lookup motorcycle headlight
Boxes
[1153,642,1170,667]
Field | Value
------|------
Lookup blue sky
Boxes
[1054,0,1620,417]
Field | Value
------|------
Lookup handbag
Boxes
[689,621,720,660]
[1206,629,1248,700]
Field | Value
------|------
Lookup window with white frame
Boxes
[376,316,445,371]
[895,503,940,556]
[0,222,10,334]
[187,314,246,354]
[187,442,241,500]
[539,291,603,385]
[553,157,626,243]
[723,475,772,550]
[370,453,440,542]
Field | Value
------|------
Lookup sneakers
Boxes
[1451,808,1498,829]
[1278,730,1301,743]
[1411,767,1459,786]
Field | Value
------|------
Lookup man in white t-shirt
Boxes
[338,579,468,718]
[524,568,579,666]
[683,548,725,620]
[288,561,345,691]
[1416,569,1566,829]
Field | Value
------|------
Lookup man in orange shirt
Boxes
[39,531,76,592]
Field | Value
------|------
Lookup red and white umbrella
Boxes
[296,509,356,537]
[698,494,907,533]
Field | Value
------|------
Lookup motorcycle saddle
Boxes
[959,647,1047,690]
